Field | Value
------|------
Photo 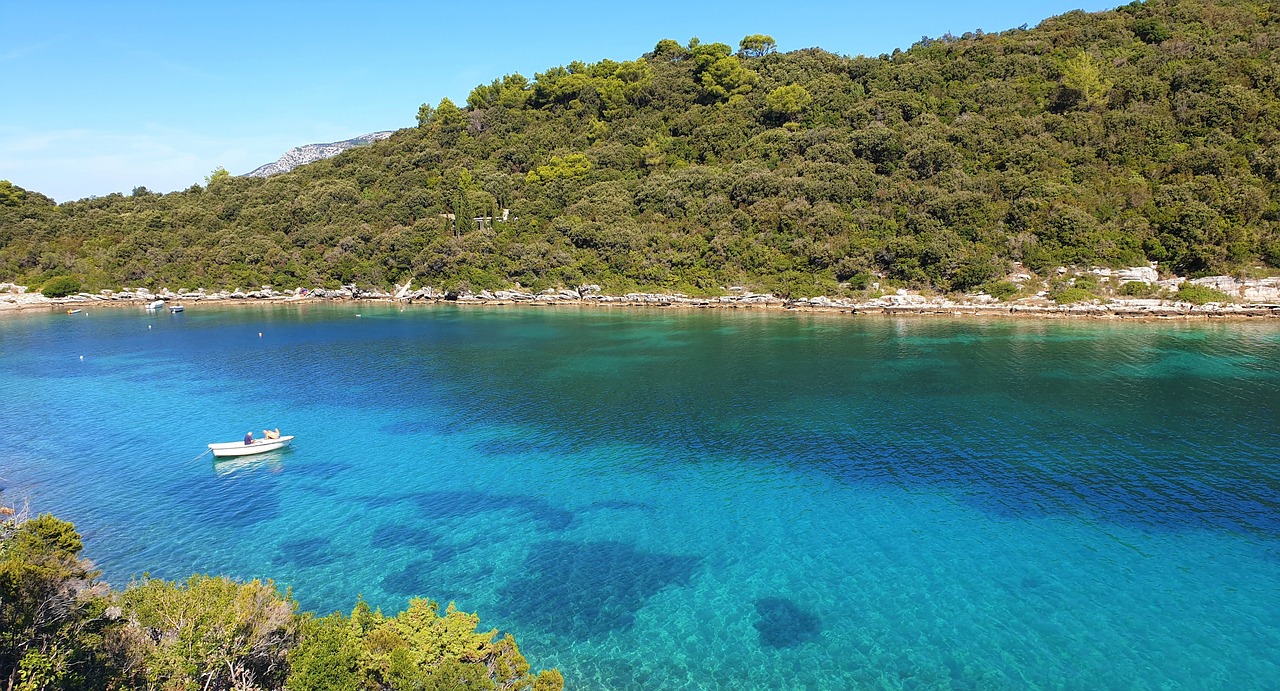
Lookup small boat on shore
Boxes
[145,300,165,310]
[66,308,82,314]
[208,435,294,457]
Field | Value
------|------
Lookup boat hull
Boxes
[208,435,294,457]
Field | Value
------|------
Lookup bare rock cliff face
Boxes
[243,131,394,177]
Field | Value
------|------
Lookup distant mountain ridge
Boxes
[243,131,395,177]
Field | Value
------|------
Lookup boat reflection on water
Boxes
[211,451,287,476]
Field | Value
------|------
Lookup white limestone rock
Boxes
[244,131,395,178]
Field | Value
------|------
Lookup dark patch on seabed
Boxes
[472,436,583,457]
[274,537,340,567]
[497,540,701,639]
[754,597,822,648]
[410,490,575,531]
[165,475,281,528]
[584,499,654,513]
[291,461,353,480]
[379,418,457,437]
[370,524,442,550]
[381,558,438,596]
[801,436,1280,536]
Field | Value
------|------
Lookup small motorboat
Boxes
[145,300,165,310]
[208,435,294,457]
[169,305,184,313]
[66,308,82,314]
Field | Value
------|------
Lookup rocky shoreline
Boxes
[3,280,1280,320]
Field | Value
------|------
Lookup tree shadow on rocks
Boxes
[754,597,822,648]
[497,540,700,640]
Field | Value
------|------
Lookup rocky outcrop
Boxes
[5,274,1280,319]
[244,131,395,178]
[1089,265,1160,284]
[1189,276,1280,303]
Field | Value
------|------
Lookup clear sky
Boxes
[2,0,1116,203]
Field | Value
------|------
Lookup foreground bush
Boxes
[111,575,297,690]
[287,599,563,691]
[0,496,562,691]
[0,513,106,691]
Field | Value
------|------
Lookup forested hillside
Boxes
[3,0,1278,298]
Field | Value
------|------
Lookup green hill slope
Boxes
[3,0,1278,297]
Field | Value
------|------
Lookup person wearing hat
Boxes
[244,430,254,445]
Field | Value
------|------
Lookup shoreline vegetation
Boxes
[0,498,564,691]
[4,275,1279,320]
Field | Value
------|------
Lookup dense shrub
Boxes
[40,275,81,298]
[0,497,563,691]
[1118,281,1159,297]
[982,280,1019,301]
[1175,283,1233,305]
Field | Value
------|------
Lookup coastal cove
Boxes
[2,305,1278,689]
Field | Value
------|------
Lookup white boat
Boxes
[145,300,165,310]
[169,305,184,313]
[208,435,294,457]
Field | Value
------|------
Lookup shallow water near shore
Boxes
[2,304,1279,689]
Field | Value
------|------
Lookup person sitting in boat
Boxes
[244,431,254,445]
[264,428,280,440]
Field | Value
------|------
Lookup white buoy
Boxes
[148,324,152,329]
[79,355,84,361]
[259,332,263,337]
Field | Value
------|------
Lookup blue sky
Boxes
[2,1,1115,202]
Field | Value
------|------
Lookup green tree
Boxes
[0,180,25,207]
[652,38,688,60]
[525,154,592,183]
[1058,51,1111,110]
[691,42,758,102]
[284,614,362,691]
[40,275,82,298]
[111,575,297,691]
[205,167,231,186]
[738,34,777,57]
[288,598,563,691]
[764,84,812,122]
[0,514,100,691]
[416,102,434,127]
[1132,17,1171,44]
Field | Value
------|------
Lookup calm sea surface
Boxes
[2,304,1278,689]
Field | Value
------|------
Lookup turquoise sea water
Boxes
[2,304,1278,689]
